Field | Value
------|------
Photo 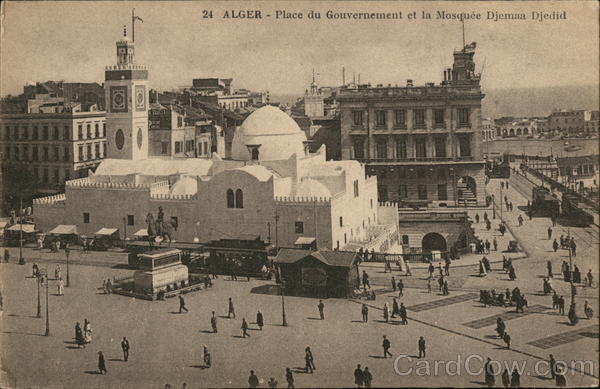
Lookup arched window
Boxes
[402,235,409,245]
[235,189,244,208]
[226,189,235,208]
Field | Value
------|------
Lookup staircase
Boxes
[457,182,478,207]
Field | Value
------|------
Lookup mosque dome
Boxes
[231,105,307,161]
[295,178,331,199]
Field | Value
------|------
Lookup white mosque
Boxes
[33,29,399,252]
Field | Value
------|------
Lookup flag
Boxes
[134,15,144,23]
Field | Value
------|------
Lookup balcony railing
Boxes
[355,156,474,163]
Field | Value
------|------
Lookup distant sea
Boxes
[272,84,599,119]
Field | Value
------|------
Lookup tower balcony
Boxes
[105,64,147,71]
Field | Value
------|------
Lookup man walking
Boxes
[518,214,524,226]
[354,364,364,388]
[397,279,404,297]
[178,296,188,313]
[228,297,235,319]
[553,239,559,252]
[210,311,218,333]
[241,318,250,338]
[444,258,451,276]
[362,271,370,290]
[248,370,259,388]
[286,367,295,388]
[418,336,426,358]
[382,335,392,358]
[121,337,130,361]
[305,347,316,373]
[503,332,511,349]
[558,296,565,315]
[256,310,264,330]
[318,300,325,320]
[392,298,399,318]
[547,226,553,240]
[361,304,369,322]
[493,237,498,252]
[399,303,408,325]
[363,367,373,388]
[391,276,396,292]
[98,351,107,374]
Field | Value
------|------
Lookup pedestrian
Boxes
[509,201,513,211]
[484,357,495,387]
[203,345,211,368]
[501,182,504,190]
[391,276,396,292]
[438,262,443,277]
[383,303,389,323]
[586,269,594,287]
[57,278,64,296]
[570,239,577,257]
[179,296,188,313]
[211,311,218,333]
[485,240,491,254]
[318,300,324,320]
[508,265,516,281]
[496,318,506,338]
[493,237,498,252]
[354,364,364,388]
[363,367,372,388]
[503,332,511,349]
[54,264,61,280]
[84,319,93,344]
[442,280,449,295]
[558,296,565,315]
[444,258,451,276]
[552,239,559,252]
[418,336,426,358]
[518,214,523,226]
[552,292,559,310]
[427,278,432,293]
[228,297,235,318]
[475,213,480,224]
[397,279,404,297]
[241,318,250,338]
[484,211,488,221]
[399,303,408,325]
[361,303,369,322]
[362,270,370,290]
[75,322,85,348]
[405,261,412,276]
[510,368,521,387]
[121,337,130,361]
[547,226,553,240]
[438,276,444,292]
[3,249,9,263]
[305,347,315,373]
[285,367,294,388]
[256,310,264,330]
[102,280,107,294]
[573,265,581,284]
[549,354,557,379]
[267,377,278,388]
[248,370,259,388]
[555,367,567,387]
[502,368,510,388]
[98,351,107,374]
[106,279,112,294]
[382,335,392,358]
[428,263,435,278]
[389,298,398,318]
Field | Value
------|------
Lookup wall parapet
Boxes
[66,177,153,190]
[33,193,66,206]
[150,193,198,201]
[275,196,331,204]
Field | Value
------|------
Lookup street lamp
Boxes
[44,271,50,336]
[36,273,42,318]
[280,277,287,327]
[492,194,496,219]
[18,198,25,265]
[65,247,70,287]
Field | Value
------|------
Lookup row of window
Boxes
[1,122,105,142]
[353,135,471,159]
[5,144,73,162]
[352,108,470,128]
[31,166,70,184]
[379,183,448,201]
[77,143,107,162]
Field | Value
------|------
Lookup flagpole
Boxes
[132,8,135,43]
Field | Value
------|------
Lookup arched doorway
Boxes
[422,233,447,252]
[516,128,522,136]
[509,128,515,136]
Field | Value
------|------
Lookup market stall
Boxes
[46,224,79,248]
[91,228,120,251]
[4,224,38,246]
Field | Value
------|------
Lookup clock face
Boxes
[115,129,125,150]
[135,85,146,111]
[110,86,128,112]
[137,128,143,149]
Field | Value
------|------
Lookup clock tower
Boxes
[104,26,149,160]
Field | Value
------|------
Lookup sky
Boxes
[1,0,599,96]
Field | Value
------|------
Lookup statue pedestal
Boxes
[133,248,189,294]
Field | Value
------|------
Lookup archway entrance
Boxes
[457,176,477,206]
[422,233,447,252]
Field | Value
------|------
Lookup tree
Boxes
[3,163,38,214]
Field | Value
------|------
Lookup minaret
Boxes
[304,69,324,118]
[104,25,149,160]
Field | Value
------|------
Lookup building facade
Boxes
[0,111,107,193]
[337,42,486,207]
[33,30,399,254]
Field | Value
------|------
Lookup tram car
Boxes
[485,153,511,179]
[561,193,594,227]
[531,186,560,218]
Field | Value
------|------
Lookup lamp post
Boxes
[18,198,25,265]
[280,277,287,327]
[274,210,280,251]
[567,229,575,306]
[36,274,42,318]
[65,247,70,287]
[500,181,504,220]
[44,270,50,336]
[492,194,496,219]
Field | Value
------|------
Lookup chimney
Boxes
[406,79,413,87]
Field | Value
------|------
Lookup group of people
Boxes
[495,318,511,349]
[480,287,527,311]
[473,238,495,255]
[74,319,93,348]
[382,298,408,324]
[101,279,113,294]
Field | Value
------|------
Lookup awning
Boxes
[95,228,119,236]
[295,237,316,245]
[7,224,36,233]
[48,225,78,235]
[134,229,148,237]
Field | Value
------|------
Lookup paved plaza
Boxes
[1,177,599,388]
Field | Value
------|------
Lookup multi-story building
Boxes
[548,109,586,135]
[584,110,599,135]
[494,117,541,138]
[338,42,486,207]
[0,110,107,194]
[189,78,250,110]
[481,118,495,142]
